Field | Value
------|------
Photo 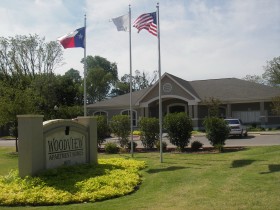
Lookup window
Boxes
[167,103,187,114]
[121,110,137,127]
[93,111,107,116]
[93,111,108,122]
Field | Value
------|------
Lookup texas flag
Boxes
[58,27,85,49]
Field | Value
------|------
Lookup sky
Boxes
[1,0,279,81]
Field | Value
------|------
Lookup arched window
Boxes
[167,103,188,114]
[93,111,108,122]
[93,111,108,116]
[121,110,137,127]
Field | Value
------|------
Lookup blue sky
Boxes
[1,0,279,81]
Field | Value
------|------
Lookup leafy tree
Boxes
[0,34,64,124]
[111,70,158,96]
[55,74,83,106]
[83,56,118,103]
[86,67,115,103]
[0,82,39,151]
[84,55,118,80]
[203,97,222,117]
[262,56,280,86]
[243,74,266,85]
[203,117,230,152]
[64,68,82,83]
[0,34,63,82]
[163,112,193,152]
[271,96,280,115]
[139,117,159,149]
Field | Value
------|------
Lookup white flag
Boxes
[112,14,129,32]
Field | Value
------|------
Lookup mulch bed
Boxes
[98,146,245,154]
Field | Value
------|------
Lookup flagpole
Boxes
[157,3,163,163]
[84,14,87,116]
[129,5,134,157]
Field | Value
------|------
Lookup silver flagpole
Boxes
[83,14,87,116]
[157,3,163,163]
[129,5,134,157]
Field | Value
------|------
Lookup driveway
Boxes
[1,133,280,148]
[103,133,280,148]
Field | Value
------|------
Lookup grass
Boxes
[0,146,280,210]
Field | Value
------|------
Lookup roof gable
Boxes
[136,73,201,105]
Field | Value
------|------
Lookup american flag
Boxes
[133,12,157,36]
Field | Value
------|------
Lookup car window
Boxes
[225,119,240,124]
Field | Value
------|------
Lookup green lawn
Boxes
[0,146,280,210]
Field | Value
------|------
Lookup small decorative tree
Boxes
[202,97,222,117]
[163,112,193,152]
[203,117,230,152]
[110,115,130,148]
[94,115,110,148]
[139,117,159,150]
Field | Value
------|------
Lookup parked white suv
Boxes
[224,119,248,137]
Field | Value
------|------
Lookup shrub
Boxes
[0,158,146,206]
[104,142,119,154]
[110,115,130,148]
[203,117,230,152]
[94,115,110,147]
[139,117,159,149]
[163,112,193,152]
[191,140,203,151]
[155,141,167,152]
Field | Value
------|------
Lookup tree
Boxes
[262,56,280,86]
[86,67,115,103]
[0,34,63,83]
[83,56,118,103]
[163,112,193,152]
[84,55,118,80]
[243,74,266,85]
[0,34,64,121]
[271,96,280,115]
[202,97,222,117]
[0,82,39,151]
[111,70,158,96]
[64,68,82,83]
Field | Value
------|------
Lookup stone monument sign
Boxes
[17,115,97,178]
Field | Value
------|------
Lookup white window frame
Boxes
[121,109,137,127]
[93,111,108,122]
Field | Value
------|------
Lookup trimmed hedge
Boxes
[163,112,193,152]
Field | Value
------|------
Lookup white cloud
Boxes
[0,0,279,81]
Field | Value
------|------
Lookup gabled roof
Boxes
[87,72,280,108]
[189,77,280,102]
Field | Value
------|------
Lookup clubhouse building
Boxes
[87,73,280,130]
